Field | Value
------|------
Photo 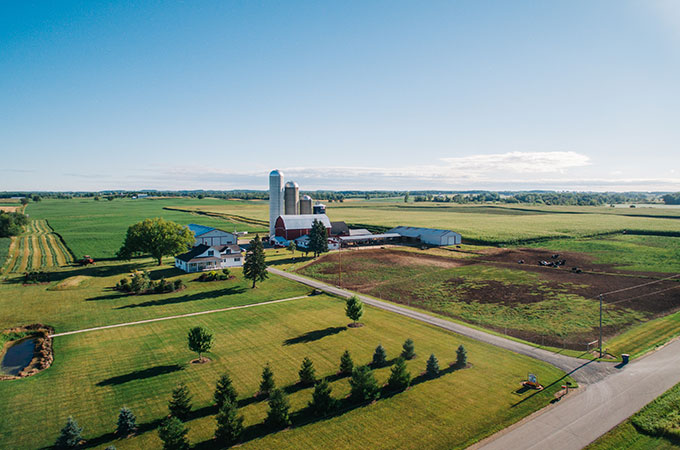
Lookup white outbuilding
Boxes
[389,226,462,246]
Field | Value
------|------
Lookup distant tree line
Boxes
[413,191,655,206]
[662,193,680,205]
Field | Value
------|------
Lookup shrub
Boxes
[158,417,190,450]
[309,379,336,416]
[345,296,364,325]
[372,344,387,367]
[264,389,291,429]
[55,416,83,449]
[387,357,411,392]
[168,383,192,421]
[401,338,416,360]
[339,350,354,375]
[173,279,184,291]
[349,365,380,403]
[24,271,50,284]
[298,357,316,386]
[214,373,238,410]
[214,399,243,446]
[116,406,137,437]
[259,364,276,397]
[426,353,440,377]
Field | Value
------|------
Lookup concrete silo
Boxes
[269,170,284,236]
[284,181,299,215]
[299,195,313,214]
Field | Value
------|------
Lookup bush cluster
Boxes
[0,211,28,237]
[196,269,230,282]
[115,271,184,294]
[24,270,50,284]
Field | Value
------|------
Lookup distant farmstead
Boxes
[188,224,238,247]
[174,244,243,273]
[390,226,462,246]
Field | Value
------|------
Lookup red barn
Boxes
[274,214,331,240]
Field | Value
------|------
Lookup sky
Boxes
[1,1,679,192]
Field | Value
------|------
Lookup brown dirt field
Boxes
[0,206,20,212]
[320,248,468,270]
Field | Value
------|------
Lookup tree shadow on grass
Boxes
[96,364,185,386]
[283,326,346,346]
[115,286,247,309]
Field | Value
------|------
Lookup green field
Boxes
[26,198,269,260]
[588,381,680,450]
[0,260,309,333]
[0,237,10,271]
[528,234,680,273]
[186,200,680,245]
[0,294,569,450]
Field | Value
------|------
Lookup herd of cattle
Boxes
[518,253,583,273]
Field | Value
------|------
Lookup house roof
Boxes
[188,223,215,236]
[216,244,243,254]
[330,221,349,236]
[389,226,461,238]
[175,244,212,262]
[276,214,331,230]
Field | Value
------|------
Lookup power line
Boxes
[600,273,680,297]
[603,284,680,307]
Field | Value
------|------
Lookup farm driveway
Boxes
[270,268,680,449]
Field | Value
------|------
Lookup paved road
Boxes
[269,268,614,384]
[270,268,680,449]
[50,295,310,338]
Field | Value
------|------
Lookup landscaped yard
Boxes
[0,294,570,450]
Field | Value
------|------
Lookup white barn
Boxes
[188,224,238,247]
[389,226,462,246]
[175,244,244,273]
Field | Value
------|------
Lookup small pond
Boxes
[1,337,36,376]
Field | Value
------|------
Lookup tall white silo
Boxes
[269,170,284,236]
[284,181,300,215]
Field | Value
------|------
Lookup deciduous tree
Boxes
[243,235,268,288]
[345,296,364,326]
[187,326,213,361]
[117,218,194,265]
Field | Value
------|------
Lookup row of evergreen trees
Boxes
[54,341,468,449]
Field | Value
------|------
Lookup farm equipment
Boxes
[78,255,95,266]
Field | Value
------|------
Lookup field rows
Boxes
[3,220,73,273]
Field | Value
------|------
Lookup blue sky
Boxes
[1,1,679,191]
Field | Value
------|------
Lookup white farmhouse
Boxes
[188,224,238,247]
[174,244,244,273]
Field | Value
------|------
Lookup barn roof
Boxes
[277,214,331,229]
[187,223,215,236]
[389,226,461,238]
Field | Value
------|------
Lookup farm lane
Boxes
[475,337,680,450]
[268,268,615,384]
[49,294,310,338]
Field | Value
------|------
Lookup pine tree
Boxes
[214,373,238,409]
[308,379,336,416]
[214,399,244,446]
[259,363,276,397]
[372,344,387,367]
[264,389,291,429]
[116,406,137,437]
[168,383,192,421]
[308,219,329,257]
[339,349,354,375]
[387,357,411,392]
[55,416,83,449]
[456,344,467,368]
[349,365,380,403]
[426,353,440,378]
[298,357,316,386]
[158,417,190,450]
[401,338,416,360]
[243,235,268,288]
[345,296,364,326]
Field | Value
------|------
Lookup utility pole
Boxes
[599,294,603,358]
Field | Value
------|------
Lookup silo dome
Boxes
[270,169,283,177]
[285,181,299,188]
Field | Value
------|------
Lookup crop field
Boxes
[186,200,680,245]
[298,248,680,351]
[0,294,569,450]
[26,198,269,260]
[3,220,73,273]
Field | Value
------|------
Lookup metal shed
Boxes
[389,226,462,246]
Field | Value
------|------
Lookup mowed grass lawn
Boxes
[26,198,268,260]
[0,259,309,333]
[0,295,569,450]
